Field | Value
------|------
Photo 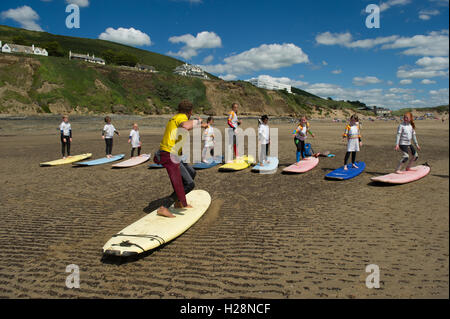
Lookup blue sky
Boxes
[0,0,449,109]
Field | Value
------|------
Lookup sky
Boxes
[0,0,449,110]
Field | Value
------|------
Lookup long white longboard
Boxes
[103,190,211,257]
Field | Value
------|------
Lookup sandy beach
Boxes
[0,115,448,298]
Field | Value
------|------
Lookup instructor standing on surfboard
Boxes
[154,100,208,218]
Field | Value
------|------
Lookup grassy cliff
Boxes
[0,25,397,117]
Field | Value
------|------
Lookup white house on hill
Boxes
[174,63,209,79]
[69,51,106,65]
[0,41,48,56]
[248,78,292,93]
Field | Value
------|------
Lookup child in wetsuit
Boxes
[102,116,120,158]
[128,123,142,158]
[202,117,215,163]
[258,115,270,166]
[342,114,362,170]
[59,115,72,159]
[395,112,421,173]
[293,115,315,163]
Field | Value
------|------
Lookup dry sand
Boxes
[0,115,448,298]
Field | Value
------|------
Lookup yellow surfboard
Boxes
[218,155,255,171]
[40,153,92,167]
[103,190,211,257]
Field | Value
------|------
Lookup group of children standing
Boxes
[57,103,421,219]
[58,115,143,159]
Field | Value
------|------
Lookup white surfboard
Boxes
[103,190,211,257]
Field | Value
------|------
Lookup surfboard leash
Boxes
[111,240,146,252]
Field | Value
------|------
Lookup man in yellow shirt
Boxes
[154,100,208,218]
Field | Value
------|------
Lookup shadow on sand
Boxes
[143,196,175,214]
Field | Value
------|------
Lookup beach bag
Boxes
[303,143,314,157]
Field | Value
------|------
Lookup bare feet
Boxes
[395,170,403,174]
[352,164,359,169]
[157,206,175,218]
[344,165,348,171]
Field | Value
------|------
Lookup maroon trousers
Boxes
[154,151,196,207]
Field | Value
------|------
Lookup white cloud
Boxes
[1,6,43,31]
[400,79,413,85]
[387,80,394,85]
[220,74,237,81]
[397,67,449,79]
[353,76,383,86]
[429,0,449,6]
[347,36,400,49]
[201,43,309,76]
[415,56,449,70]
[168,31,222,60]
[331,69,342,74]
[379,0,411,12]
[171,0,203,3]
[202,55,214,64]
[316,32,399,49]
[246,75,442,109]
[322,60,328,66]
[389,87,416,93]
[66,0,90,7]
[316,30,449,57]
[381,30,449,57]
[419,9,440,20]
[421,79,437,84]
[99,27,152,47]
[316,32,352,46]
[429,88,449,106]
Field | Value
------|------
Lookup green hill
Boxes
[0,24,185,73]
[0,25,387,117]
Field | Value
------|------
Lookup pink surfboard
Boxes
[371,165,430,184]
[283,157,319,173]
[112,154,151,168]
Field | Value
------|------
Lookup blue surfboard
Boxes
[193,156,223,170]
[252,156,279,174]
[148,163,164,169]
[325,161,366,180]
[74,154,125,166]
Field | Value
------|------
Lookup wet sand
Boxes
[0,116,448,298]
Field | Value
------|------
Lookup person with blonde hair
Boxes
[293,115,315,163]
[395,112,421,173]
[342,114,362,170]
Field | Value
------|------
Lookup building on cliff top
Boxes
[1,41,48,56]
[69,51,106,65]
[174,63,209,79]
[248,78,292,93]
